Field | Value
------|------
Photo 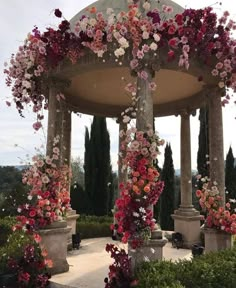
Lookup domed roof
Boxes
[70,0,184,27]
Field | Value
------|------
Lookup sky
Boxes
[0,0,236,171]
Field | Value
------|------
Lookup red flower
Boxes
[168,25,176,35]
[168,38,179,48]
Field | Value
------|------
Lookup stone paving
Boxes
[51,237,192,288]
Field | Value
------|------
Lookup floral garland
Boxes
[14,143,71,232]
[196,183,236,234]
[4,1,236,129]
[112,126,164,248]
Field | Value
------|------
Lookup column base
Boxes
[203,228,234,253]
[172,209,202,248]
[39,221,71,275]
[128,236,167,271]
[66,209,80,250]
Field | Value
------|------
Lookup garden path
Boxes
[50,237,192,288]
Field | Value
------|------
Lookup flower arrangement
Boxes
[15,144,71,232]
[104,244,138,288]
[196,183,236,234]
[0,229,51,288]
[112,126,164,249]
[4,1,236,129]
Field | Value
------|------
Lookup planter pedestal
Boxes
[128,230,167,271]
[203,228,233,253]
[39,221,71,275]
[66,209,79,250]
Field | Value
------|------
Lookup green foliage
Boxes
[0,217,16,246]
[225,146,236,201]
[70,183,89,214]
[78,214,113,223]
[71,156,84,188]
[0,167,28,217]
[76,215,112,239]
[136,248,236,288]
[160,143,175,230]
[84,117,114,216]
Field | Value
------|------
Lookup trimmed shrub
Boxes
[76,222,111,239]
[76,215,112,239]
[136,248,236,288]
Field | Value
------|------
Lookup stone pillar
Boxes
[136,70,153,131]
[60,104,72,167]
[59,102,79,250]
[118,119,128,187]
[46,87,63,160]
[172,110,201,248]
[128,69,166,271]
[208,90,225,204]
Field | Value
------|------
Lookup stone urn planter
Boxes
[203,228,234,253]
[39,220,71,275]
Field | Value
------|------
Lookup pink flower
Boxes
[149,82,157,91]
[138,70,148,80]
[33,121,42,131]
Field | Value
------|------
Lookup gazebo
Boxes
[6,0,233,277]
[46,0,224,250]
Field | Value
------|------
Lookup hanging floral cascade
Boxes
[196,183,236,234]
[112,126,164,249]
[4,1,236,129]
[14,141,71,232]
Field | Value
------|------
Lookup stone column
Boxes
[129,69,166,271]
[179,110,194,212]
[60,104,72,167]
[118,119,128,188]
[172,110,201,248]
[208,90,225,204]
[136,70,153,131]
[46,87,63,160]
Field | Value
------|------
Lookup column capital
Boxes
[178,108,196,118]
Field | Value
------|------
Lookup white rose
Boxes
[150,42,158,51]
[153,33,161,42]
[114,47,125,57]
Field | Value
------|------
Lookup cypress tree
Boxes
[160,143,175,231]
[197,107,209,179]
[86,116,112,216]
[225,146,236,201]
[84,126,93,214]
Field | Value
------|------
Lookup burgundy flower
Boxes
[54,9,62,18]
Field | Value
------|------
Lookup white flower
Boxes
[118,37,129,48]
[114,47,125,57]
[89,18,97,26]
[144,256,150,262]
[122,115,130,123]
[150,42,158,51]
[153,33,161,42]
[97,50,104,57]
[106,8,114,15]
[27,195,33,201]
[42,175,50,184]
[139,207,146,214]
[143,1,151,10]
[17,207,22,213]
[133,212,139,217]
[142,31,149,39]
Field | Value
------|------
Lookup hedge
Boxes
[136,247,236,288]
[76,215,113,239]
